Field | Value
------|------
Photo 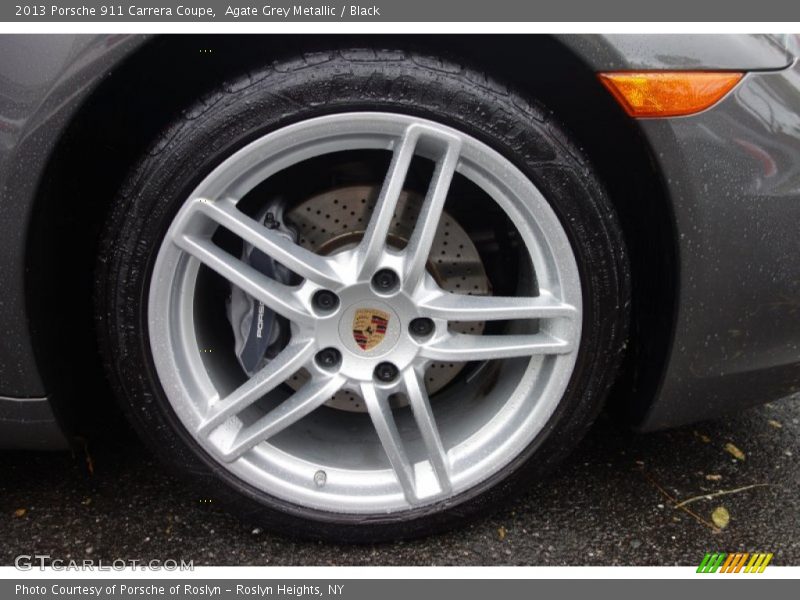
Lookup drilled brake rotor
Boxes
[283,185,490,412]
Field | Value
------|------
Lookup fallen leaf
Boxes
[13,508,27,518]
[706,474,723,481]
[694,431,711,443]
[85,452,95,476]
[75,436,95,476]
[724,442,746,461]
[711,506,730,529]
[497,526,507,541]
[768,420,782,429]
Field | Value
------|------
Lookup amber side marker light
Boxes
[598,71,743,118]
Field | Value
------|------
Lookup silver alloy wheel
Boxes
[148,112,582,513]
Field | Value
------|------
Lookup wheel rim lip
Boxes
[148,112,582,514]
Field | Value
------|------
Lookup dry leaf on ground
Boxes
[724,442,746,461]
[694,431,711,443]
[711,506,730,529]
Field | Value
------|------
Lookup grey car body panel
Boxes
[0,35,145,448]
[0,34,797,446]
[557,34,793,71]
[634,61,800,429]
[0,34,146,398]
[0,396,67,449]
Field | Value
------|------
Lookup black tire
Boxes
[95,49,630,542]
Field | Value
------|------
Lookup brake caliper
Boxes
[227,201,297,376]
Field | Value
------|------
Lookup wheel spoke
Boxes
[420,332,574,361]
[402,136,461,291]
[188,198,341,289]
[198,340,316,435]
[419,289,577,322]
[357,126,421,277]
[361,383,418,504]
[402,370,452,494]
[218,375,344,463]
[173,234,313,326]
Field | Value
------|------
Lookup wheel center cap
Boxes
[339,301,401,358]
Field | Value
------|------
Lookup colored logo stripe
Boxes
[697,553,726,573]
[720,553,749,573]
[744,553,773,573]
[697,552,773,573]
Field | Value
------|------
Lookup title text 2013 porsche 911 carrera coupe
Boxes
[1,34,798,541]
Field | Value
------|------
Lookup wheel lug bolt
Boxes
[315,348,342,369]
[312,289,339,312]
[409,318,434,337]
[374,362,399,383]
[372,269,399,292]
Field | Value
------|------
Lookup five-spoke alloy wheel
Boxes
[150,113,581,511]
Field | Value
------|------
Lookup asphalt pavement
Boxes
[2,394,798,566]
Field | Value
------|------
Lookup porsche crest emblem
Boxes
[352,308,390,351]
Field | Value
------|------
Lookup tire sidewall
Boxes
[96,51,629,542]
